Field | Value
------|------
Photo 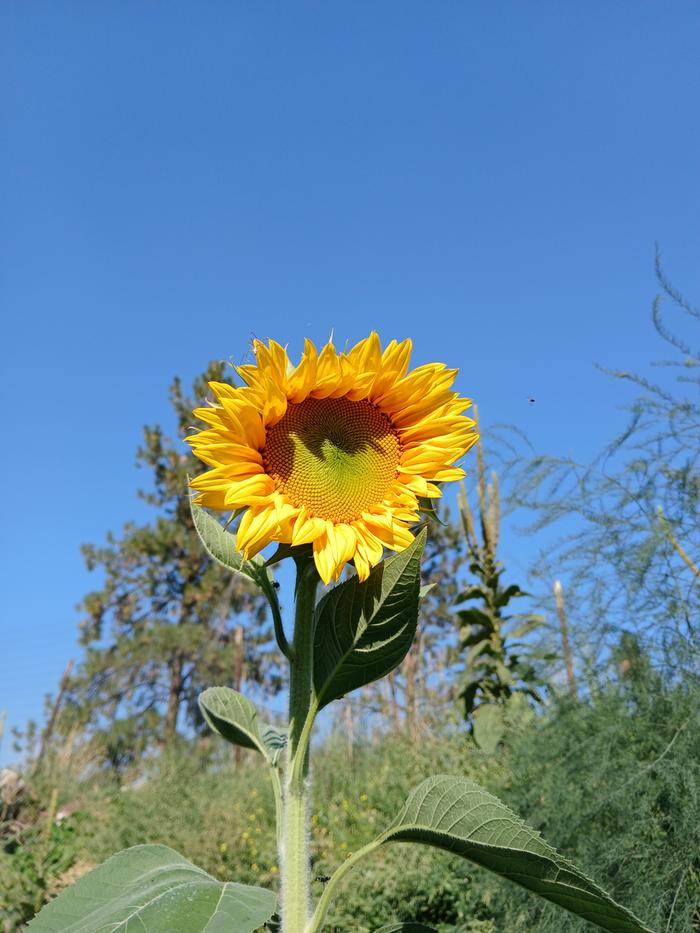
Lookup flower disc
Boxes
[264,397,401,524]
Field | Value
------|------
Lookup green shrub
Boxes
[495,673,700,933]
[1,814,83,931]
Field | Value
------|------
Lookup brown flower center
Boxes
[264,396,400,523]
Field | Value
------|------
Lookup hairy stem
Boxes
[281,558,319,933]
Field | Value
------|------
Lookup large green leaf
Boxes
[381,776,653,933]
[313,530,426,709]
[199,686,286,766]
[27,844,277,933]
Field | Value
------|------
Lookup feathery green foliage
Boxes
[497,257,699,669]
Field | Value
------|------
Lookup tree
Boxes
[62,365,275,766]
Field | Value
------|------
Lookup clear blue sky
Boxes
[1,2,698,761]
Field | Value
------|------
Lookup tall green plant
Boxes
[455,417,550,747]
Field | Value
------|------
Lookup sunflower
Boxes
[188,334,477,584]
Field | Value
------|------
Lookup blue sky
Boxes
[1,2,698,762]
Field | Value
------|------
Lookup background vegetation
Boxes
[2,266,697,931]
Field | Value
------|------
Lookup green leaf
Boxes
[189,499,280,609]
[27,844,277,933]
[313,530,426,710]
[472,703,505,753]
[381,776,653,933]
[494,583,528,607]
[456,584,490,603]
[373,925,438,932]
[460,628,491,649]
[457,608,494,632]
[190,496,253,575]
[199,687,286,766]
[495,660,513,685]
[507,616,545,639]
[465,637,493,668]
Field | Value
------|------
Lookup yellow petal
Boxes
[347,331,382,372]
[209,380,242,401]
[381,338,412,378]
[360,512,414,551]
[223,474,276,507]
[191,490,229,510]
[191,406,228,429]
[291,510,328,546]
[353,525,384,567]
[353,547,371,581]
[220,398,266,448]
[430,466,466,482]
[286,339,319,404]
[313,530,336,585]
[262,375,288,427]
[253,339,289,385]
[237,505,279,558]
[329,523,358,569]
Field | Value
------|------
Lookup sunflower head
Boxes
[187,334,478,584]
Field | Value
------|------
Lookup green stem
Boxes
[270,767,284,850]
[305,837,384,933]
[256,567,292,661]
[290,697,319,788]
[270,592,293,662]
[282,558,319,933]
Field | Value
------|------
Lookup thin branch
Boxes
[657,507,700,580]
